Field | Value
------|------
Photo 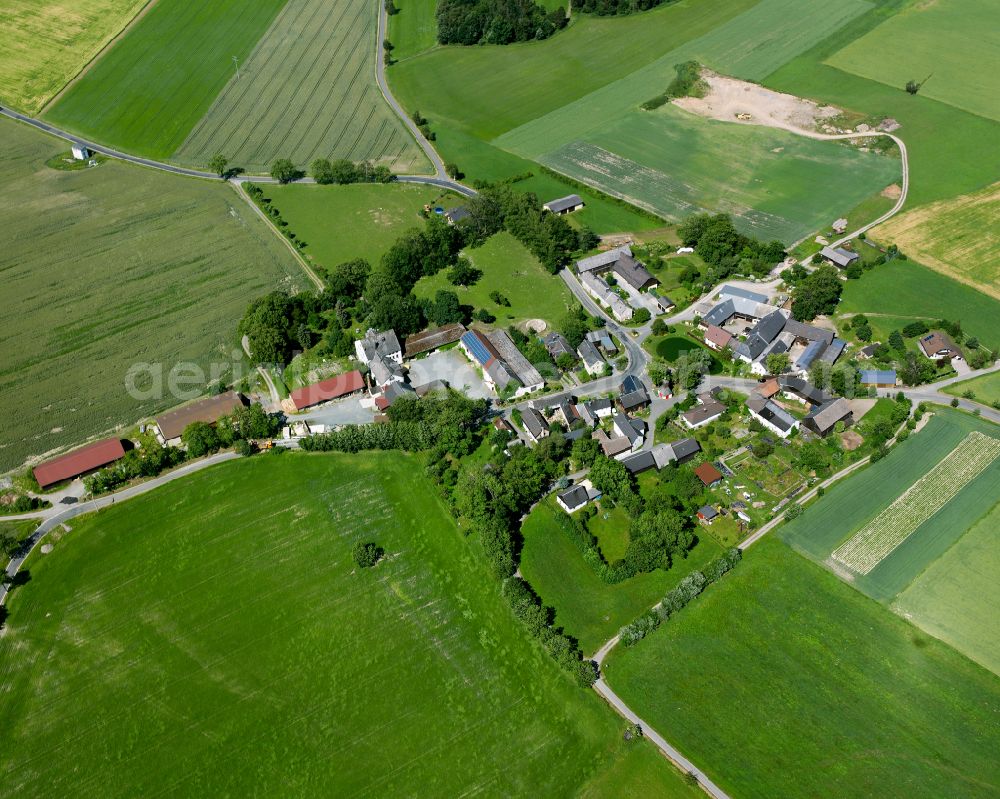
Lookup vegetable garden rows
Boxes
[832,432,1000,574]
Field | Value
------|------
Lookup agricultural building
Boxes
[154,391,248,445]
[33,438,127,488]
[860,370,898,388]
[404,323,466,357]
[832,218,848,234]
[802,398,853,437]
[694,462,723,487]
[487,330,544,394]
[289,371,365,411]
[747,394,798,439]
[576,244,657,292]
[697,505,719,523]
[355,329,402,367]
[704,325,734,351]
[820,246,860,268]
[579,271,633,322]
[543,194,584,215]
[718,285,768,304]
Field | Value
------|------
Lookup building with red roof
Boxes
[33,438,127,488]
[694,461,723,487]
[289,370,365,411]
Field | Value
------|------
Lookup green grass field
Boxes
[778,409,1000,602]
[263,183,455,270]
[603,537,1000,799]
[826,0,1000,123]
[389,0,758,139]
[763,1,1000,209]
[519,499,722,654]
[872,181,1000,300]
[175,0,427,173]
[893,502,1000,676]
[387,0,438,60]
[0,452,686,796]
[414,232,574,325]
[944,371,1000,405]
[587,503,631,563]
[839,259,1000,350]
[0,0,147,113]
[0,118,305,473]
[653,335,723,372]
[44,0,288,159]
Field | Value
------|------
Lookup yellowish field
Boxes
[873,182,1000,300]
[0,0,147,113]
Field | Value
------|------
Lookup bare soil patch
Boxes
[840,431,864,452]
[881,184,902,200]
[673,72,840,133]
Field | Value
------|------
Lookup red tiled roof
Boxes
[694,462,723,486]
[759,378,780,398]
[34,438,127,488]
[290,370,365,410]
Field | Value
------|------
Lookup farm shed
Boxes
[860,370,897,388]
[543,194,584,214]
[404,323,466,357]
[33,438,127,488]
[802,398,853,437]
[154,391,247,445]
[694,462,723,487]
[820,246,860,268]
[289,371,365,411]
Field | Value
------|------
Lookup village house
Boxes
[747,393,798,439]
[577,339,605,376]
[542,332,575,362]
[585,330,617,354]
[618,375,651,413]
[680,397,726,429]
[520,407,549,443]
[703,324,733,351]
[556,480,599,513]
[918,331,961,360]
[579,271,633,322]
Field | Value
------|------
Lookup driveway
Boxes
[298,397,375,427]
[408,349,493,399]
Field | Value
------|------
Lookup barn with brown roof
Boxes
[33,438,127,488]
[694,462,723,487]
[154,391,247,446]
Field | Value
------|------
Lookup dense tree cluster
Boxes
[641,61,704,110]
[311,158,395,185]
[460,184,579,273]
[436,0,567,45]
[790,265,842,321]
[85,444,187,494]
[352,541,383,568]
[576,0,665,15]
[678,213,785,282]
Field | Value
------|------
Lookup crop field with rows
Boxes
[832,432,1000,575]
[175,0,427,173]
[0,118,304,472]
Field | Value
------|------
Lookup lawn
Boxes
[174,0,428,174]
[777,409,1000,602]
[603,537,1000,799]
[0,118,305,473]
[413,232,574,325]
[587,502,631,563]
[44,0,288,159]
[893,502,1000,677]
[944,371,1000,405]
[0,452,677,795]
[500,104,900,244]
[763,1,1000,209]
[839,259,1000,350]
[0,0,146,113]
[263,182,456,270]
[871,181,1000,300]
[652,335,723,373]
[826,0,1000,123]
[579,741,702,798]
[519,499,722,654]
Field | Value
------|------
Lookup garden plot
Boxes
[833,432,1000,575]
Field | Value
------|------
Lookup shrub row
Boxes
[244,184,307,250]
[618,547,742,647]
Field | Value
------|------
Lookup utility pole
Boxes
[232,56,240,80]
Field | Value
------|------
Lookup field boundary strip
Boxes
[832,432,1000,574]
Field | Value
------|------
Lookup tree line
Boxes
[436,0,567,45]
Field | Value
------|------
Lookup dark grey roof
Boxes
[564,427,590,442]
[620,375,645,394]
[542,332,574,360]
[613,413,641,444]
[782,319,834,346]
[585,397,613,414]
[558,484,590,510]
[445,206,470,223]
[621,450,656,474]
[748,396,796,433]
[413,379,449,397]
[577,339,604,366]
[736,311,786,360]
[669,437,701,460]
[613,254,657,291]
[630,418,647,435]
[703,299,736,327]
[619,388,650,411]
[795,339,827,371]
[778,375,831,405]
[544,194,584,213]
[521,407,547,438]
[719,285,768,304]
[381,381,415,404]
[817,338,846,365]
[820,246,859,267]
[585,330,617,352]
[698,505,718,519]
